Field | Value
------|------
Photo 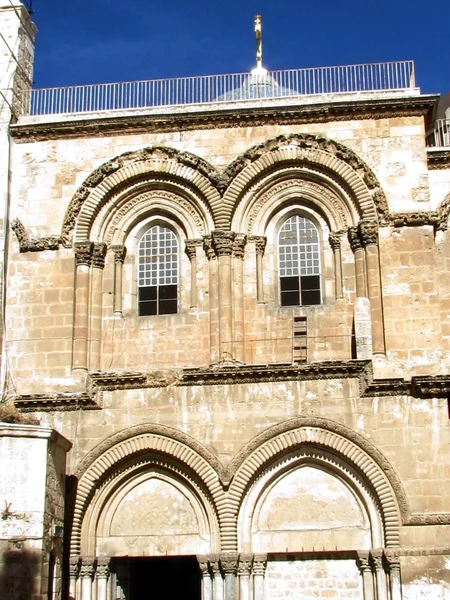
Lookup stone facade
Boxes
[0,4,450,599]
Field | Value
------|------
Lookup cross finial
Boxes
[254,15,262,69]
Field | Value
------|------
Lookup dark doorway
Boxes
[114,556,201,600]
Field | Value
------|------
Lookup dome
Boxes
[217,67,295,102]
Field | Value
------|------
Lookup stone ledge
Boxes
[426,148,450,170]
[13,393,101,412]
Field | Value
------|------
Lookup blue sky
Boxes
[30,0,449,95]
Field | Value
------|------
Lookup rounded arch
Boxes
[225,133,388,231]
[437,190,450,231]
[61,147,223,246]
[71,424,227,557]
[223,417,406,551]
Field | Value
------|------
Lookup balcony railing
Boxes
[22,60,416,117]
[427,119,450,147]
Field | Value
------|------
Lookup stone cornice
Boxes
[10,95,437,142]
[13,392,101,412]
[427,148,450,170]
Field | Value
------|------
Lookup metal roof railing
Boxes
[21,60,416,117]
[427,118,450,148]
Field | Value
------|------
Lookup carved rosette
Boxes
[237,554,253,576]
[92,243,107,269]
[359,220,379,247]
[329,232,342,252]
[220,553,239,575]
[111,245,127,265]
[212,230,236,257]
[74,241,94,267]
[348,226,363,253]
[203,235,216,260]
[232,234,247,259]
[252,554,267,576]
[185,239,202,261]
[250,235,267,256]
[79,557,96,579]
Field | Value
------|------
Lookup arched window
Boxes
[137,224,178,316]
[278,214,321,306]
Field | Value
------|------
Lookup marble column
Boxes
[385,554,403,600]
[357,551,375,600]
[89,243,107,370]
[221,553,239,600]
[251,236,266,304]
[252,554,267,600]
[95,557,110,600]
[73,242,93,371]
[372,550,388,600]
[238,554,253,600]
[212,230,235,361]
[80,557,96,600]
[185,239,202,308]
[198,555,213,600]
[210,555,224,600]
[329,232,344,299]
[69,556,80,600]
[204,235,219,363]
[233,235,247,363]
[359,221,386,355]
[348,225,367,298]
[110,245,127,316]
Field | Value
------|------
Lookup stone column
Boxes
[73,242,93,371]
[357,552,375,600]
[238,554,253,600]
[204,235,219,363]
[80,557,96,600]
[233,235,247,363]
[372,550,388,600]
[210,555,224,600]
[89,243,107,371]
[359,221,386,355]
[198,556,213,600]
[185,239,202,308]
[329,232,343,299]
[212,230,235,361]
[69,556,80,600]
[348,225,367,298]
[94,557,109,600]
[252,554,267,600]
[251,236,266,304]
[111,245,127,315]
[385,554,403,600]
[221,553,239,600]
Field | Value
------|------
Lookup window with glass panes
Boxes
[278,215,321,306]
[138,225,178,315]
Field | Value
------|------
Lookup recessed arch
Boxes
[437,190,450,231]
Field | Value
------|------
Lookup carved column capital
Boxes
[356,551,371,574]
[359,220,379,247]
[252,554,267,576]
[95,557,110,579]
[208,554,222,576]
[203,235,216,260]
[79,557,96,578]
[371,550,385,572]
[220,552,239,575]
[92,242,107,269]
[111,244,127,264]
[250,235,267,256]
[348,226,363,252]
[237,554,253,576]
[185,239,203,261]
[232,234,247,259]
[329,232,342,251]
[385,554,401,572]
[69,556,80,578]
[197,555,211,577]
[74,241,94,267]
[212,230,236,256]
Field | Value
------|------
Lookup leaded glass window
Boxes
[278,215,321,306]
[138,225,178,315]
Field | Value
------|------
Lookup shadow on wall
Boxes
[0,546,40,600]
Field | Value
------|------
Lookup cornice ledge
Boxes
[405,514,450,526]
[410,375,450,398]
[385,211,440,228]
[10,96,437,142]
[13,392,101,412]
[11,218,61,253]
[426,148,450,170]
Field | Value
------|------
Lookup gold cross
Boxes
[254,15,262,69]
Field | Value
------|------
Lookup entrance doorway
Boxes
[113,556,201,600]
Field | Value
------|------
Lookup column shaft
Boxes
[89,243,106,371]
[73,242,93,371]
[111,245,126,316]
[204,236,219,363]
[372,552,388,600]
[212,231,235,361]
[385,555,403,600]
[233,235,246,363]
[329,233,343,299]
[365,244,385,354]
[238,554,253,600]
[357,553,375,600]
[252,554,267,600]
[251,236,266,304]
[348,226,367,298]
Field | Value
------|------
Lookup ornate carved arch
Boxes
[437,190,450,231]
[223,133,388,231]
[71,424,226,556]
[224,417,406,550]
[61,147,225,246]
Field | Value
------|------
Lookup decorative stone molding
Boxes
[74,241,94,267]
[328,231,342,251]
[406,513,450,526]
[427,148,450,170]
[249,235,267,256]
[79,557,96,578]
[185,238,203,261]
[348,225,363,252]
[69,556,81,578]
[356,552,371,574]
[232,234,247,259]
[11,218,60,253]
[220,553,239,574]
[110,245,127,264]
[212,230,236,256]
[237,554,253,576]
[203,235,216,260]
[252,554,267,576]
[388,211,440,228]
[371,550,384,572]
[359,219,379,247]
[95,558,110,578]
[92,242,107,269]
[436,191,450,231]
[13,392,101,412]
